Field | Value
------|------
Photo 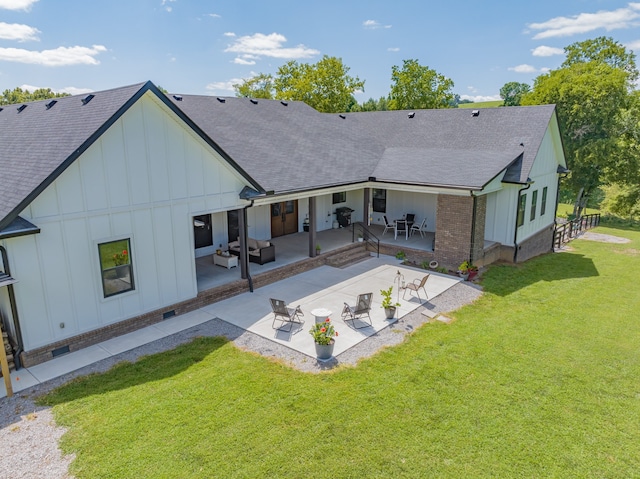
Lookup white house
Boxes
[0,81,567,367]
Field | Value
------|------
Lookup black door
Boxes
[193,214,212,249]
[227,210,240,243]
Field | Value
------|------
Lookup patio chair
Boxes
[270,298,304,332]
[405,213,415,229]
[403,275,430,302]
[410,218,427,238]
[382,215,394,235]
[394,219,408,240]
[341,292,373,329]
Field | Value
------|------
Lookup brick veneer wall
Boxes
[471,195,487,264]
[20,243,362,368]
[435,195,474,269]
[515,224,554,263]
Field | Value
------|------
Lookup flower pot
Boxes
[384,306,396,320]
[467,269,478,281]
[315,340,335,360]
[429,260,438,269]
[458,271,469,281]
[358,237,363,243]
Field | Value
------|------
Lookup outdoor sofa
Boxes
[228,237,276,265]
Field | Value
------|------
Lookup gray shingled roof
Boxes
[169,95,557,192]
[0,80,559,232]
[0,82,149,230]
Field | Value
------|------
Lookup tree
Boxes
[499,81,531,106]
[273,55,365,113]
[233,73,275,99]
[0,87,69,105]
[522,37,639,217]
[388,59,454,110]
[350,96,389,112]
[563,36,637,82]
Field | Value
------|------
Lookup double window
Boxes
[530,190,538,221]
[98,238,134,298]
[332,191,346,204]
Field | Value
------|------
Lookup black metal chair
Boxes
[270,298,304,332]
[394,219,408,240]
[403,275,430,302]
[405,213,415,230]
[342,293,373,329]
[382,215,394,235]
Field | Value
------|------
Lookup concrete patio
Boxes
[1,254,459,398]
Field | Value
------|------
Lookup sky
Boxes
[1,0,640,102]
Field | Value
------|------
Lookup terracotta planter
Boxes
[315,340,335,360]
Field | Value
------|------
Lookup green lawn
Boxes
[458,100,503,108]
[41,224,640,478]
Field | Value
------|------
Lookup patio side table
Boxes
[311,308,332,324]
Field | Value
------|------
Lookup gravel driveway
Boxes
[0,280,482,478]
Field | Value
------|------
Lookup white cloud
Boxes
[206,78,244,93]
[0,44,106,66]
[527,3,640,39]
[531,45,564,57]
[508,64,540,73]
[0,22,40,42]
[387,47,400,52]
[20,83,92,95]
[206,13,220,18]
[233,56,256,65]
[626,39,640,51]
[223,32,236,37]
[161,0,176,12]
[460,94,501,102]
[0,0,38,11]
[224,32,319,61]
[363,19,392,29]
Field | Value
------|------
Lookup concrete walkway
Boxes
[1,255,460,398]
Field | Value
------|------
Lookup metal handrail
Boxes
[352,222,380,258]
[553,213,601,250]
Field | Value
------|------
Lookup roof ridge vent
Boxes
[17,104,27,113]
[471,110,480,117]
[280,101,288,106]
[339,114,346,119]
[81,94,95,105]
[216,97,226,103]
[407,112,415,118]
[173,95,183,101]
[249,98,258,104]
[45,100,57,110]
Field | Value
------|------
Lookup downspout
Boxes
[513,182,532,263]
[0,246,23,369]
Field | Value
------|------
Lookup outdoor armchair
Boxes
[270,298,304,332]
[341,292,373,329]
[403,275,429,302]
[410,218,427,238]
[382,215,394,235]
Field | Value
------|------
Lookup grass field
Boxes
[41,223,640,478]
[458,100,502,108]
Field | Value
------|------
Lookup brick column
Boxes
[435,194,474,269]
[470,195,487,264]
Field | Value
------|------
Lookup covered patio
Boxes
[195,224,435,291]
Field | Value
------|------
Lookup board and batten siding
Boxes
[4,92,252,351]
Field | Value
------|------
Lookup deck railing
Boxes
[553,213,601,250]
[352,222,380,258]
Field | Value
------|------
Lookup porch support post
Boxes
[308,196,317,257]
[363,188,370,225]
[237,207,249,279]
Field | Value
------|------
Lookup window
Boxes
[530,190,538,221]
[517,194,526,227]
[541,187,548,216]
[98,238,134,297]
[372,189,386,213]
[332,191,346,204]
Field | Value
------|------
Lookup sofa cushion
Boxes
[247,237,258,250]
[228,240,240,250]
[256,239,271,249]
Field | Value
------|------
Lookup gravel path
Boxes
[0,280,482,478]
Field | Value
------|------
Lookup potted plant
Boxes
[357,233,364,243]
[395,250,406,261]
[380,286,400,319]
[457,260,478,280]
[315,243,321,254]
[309,318,338,360]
